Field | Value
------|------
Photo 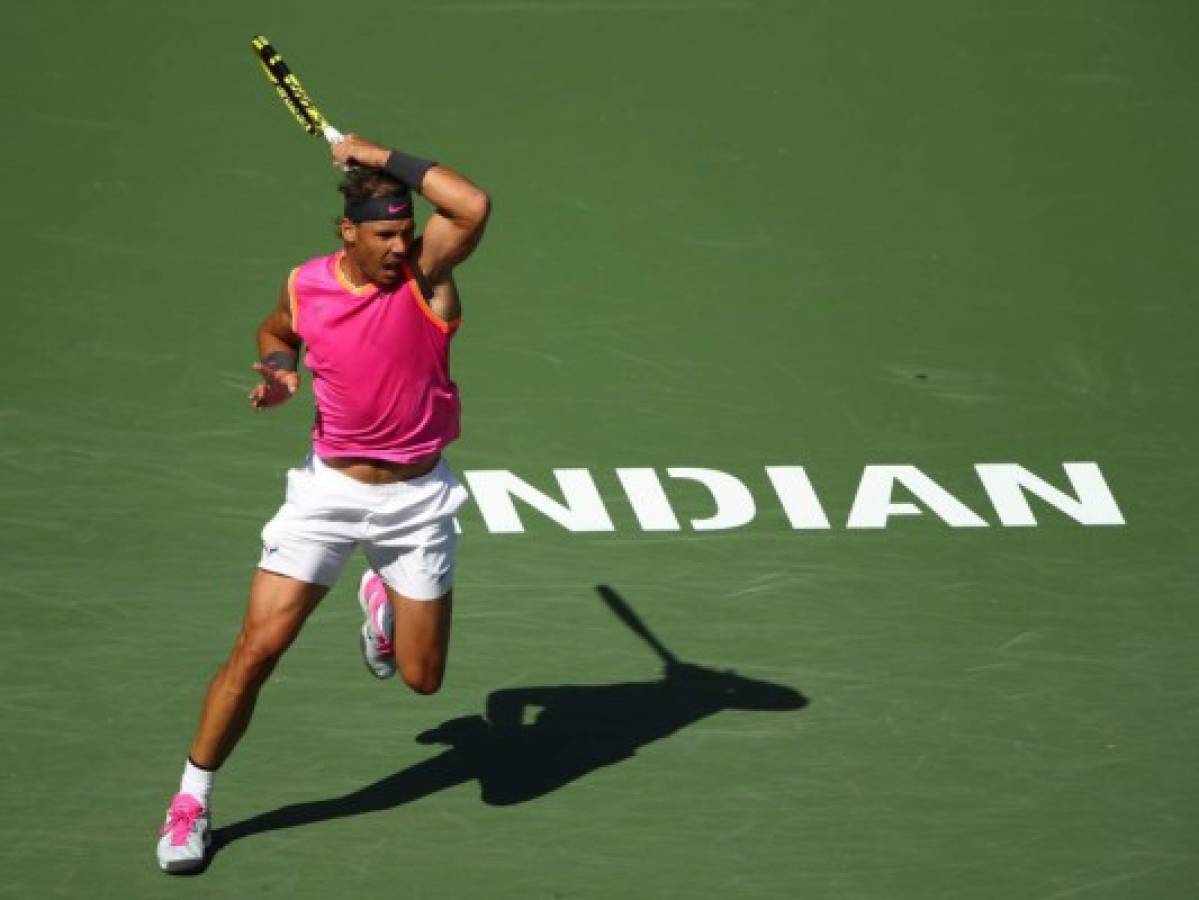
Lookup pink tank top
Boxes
[289,251,461,464]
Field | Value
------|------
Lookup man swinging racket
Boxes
[155,134,490,873]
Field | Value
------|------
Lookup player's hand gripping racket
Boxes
[249,35,346,151]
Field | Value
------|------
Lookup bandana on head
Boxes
[344,193,414,223]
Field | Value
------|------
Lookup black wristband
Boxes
[384,150,436,191]
[262,350,298,372]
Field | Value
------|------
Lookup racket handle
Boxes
[322,125,351,171]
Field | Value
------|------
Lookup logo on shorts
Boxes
[262,543,279,556]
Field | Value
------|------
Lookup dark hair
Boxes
[338,167,407,205]
[334,168,410,236]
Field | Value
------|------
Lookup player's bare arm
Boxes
[249,279,302,411]
[413,164,491,278]
[331,134,491,280]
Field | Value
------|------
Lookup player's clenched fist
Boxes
[331,133,391,170]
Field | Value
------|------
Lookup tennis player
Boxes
[155,134,490,873]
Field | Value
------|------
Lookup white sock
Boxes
[180,758,215,809]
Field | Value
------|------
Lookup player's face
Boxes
[344,219,416,287]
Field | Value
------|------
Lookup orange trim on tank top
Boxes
[287,267,300,333]
[333,251,374,296]
[401,259,460,335]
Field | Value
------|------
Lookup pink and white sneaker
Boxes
[156,792,210,873]
[358,570,396,679]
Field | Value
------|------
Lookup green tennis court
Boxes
[2,1,1197,897]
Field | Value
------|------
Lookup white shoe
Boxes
[358,570,396,679]
[156,792,211,873]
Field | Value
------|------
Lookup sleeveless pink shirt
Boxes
[288,251,461,464]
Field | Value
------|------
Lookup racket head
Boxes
[250,35,330,137]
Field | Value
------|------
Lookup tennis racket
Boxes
[249,35,344,146]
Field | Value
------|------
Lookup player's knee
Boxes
[400,661,444,696]
[230,628,289,685]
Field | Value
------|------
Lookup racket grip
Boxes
[322,125,351,170]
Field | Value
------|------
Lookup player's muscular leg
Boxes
[389,588,453,695]
[189,571,328,767]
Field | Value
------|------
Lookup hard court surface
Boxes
[1,1,1196,897]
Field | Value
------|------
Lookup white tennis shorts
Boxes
[258,453,469,600]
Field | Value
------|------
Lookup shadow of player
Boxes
[212,585,806,852]
[424,652,807,805]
